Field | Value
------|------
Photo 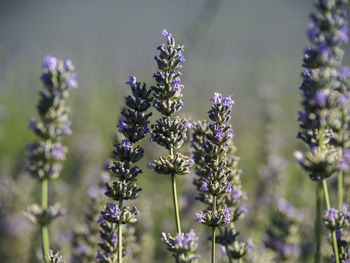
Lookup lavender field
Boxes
[1,0,350,262]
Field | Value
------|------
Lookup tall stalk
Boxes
[41,179,50,263]
[314,181,323,263]
[211,196,217,263]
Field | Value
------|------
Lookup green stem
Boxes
[224,244,232,263]
[118,199,123,263]
[170,147,181,234]
[322,179,340,263]
[314,181,323,263]
[212,195,217,263]
[338,170,343,210]
[41,179,50,263]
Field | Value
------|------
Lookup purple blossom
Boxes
[172,78,181,91]
[314,90,327,106]
[340,66,350,77]
[339,26,348,43]
[126,76,136,87]
[28,117,36,131]
[200,180,208,192]
[297,111,305,122]
[247,238,254,249]
[121,139,131,149]
[341,204,349,216]
[97,215,104,224]
[185,117,192,129]
[223,207,231,223]
[117,117,127,131]
[67,73,78,88]
[188,155,194,165]
[307,23,318,41]
[147,163,156,169]
[106,203,120,218]
[240,204,248,214]
[42,55,58,71]
[310,144,317,153]
[64,60,73,71]
[161,232,167,242]
[111,233,118,245]
[214,128,224,139]
[222,96,234,107]
[177,49,185,62]
[338,93,347,105]
[278,199,292,217]
[162,29,172,40]
[225,182,232,193]
[210,92,222,104]
[75,245,88,255]
[343,149,350,160]
[317,42,329,57]
[195,212,203,222]
[304,47,313,59]
[227,129,234,139]
[88,185,99,198]
[325,208,337,221]
[62,121,72,135]
[339,158,349,171]
[51,145,65,160]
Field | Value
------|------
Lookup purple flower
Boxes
[325,208,337,221]
[147,163,156,169]
[64,60,73,71]
[117,117,127,131]
[343,149,350,160]
[185,117,192,129]
[162,29,172,40]
[278,199,292,216]
[126,76,136,87]
[75,245,88,255]
[195,212,203,222]
[339,26,348,43]
[223,207,231,223]
[177,50,185,62]
[97,215,104,224]
[339,158,349,171]
[227,129,234,139]
[200,180,208,192]
[173,78,181,91]
[62,121,72,135]
[214,128,224,139]
[67,73,78,88]
[106,203,120,218]
[88,185,99,198]
[340,66,350,77]
[307,23,318,41]
[121,139,131,149]
[297,111,305,122]
[28,117,36,131]
[222,96,234,107]
[188,155,194,165]
[52,145,65,160]
[111,233,118,245]
[240,204,248,214]
[161,232,167,242]
[338,93,347,105]
[317,42,329,57]
[341,204,349,216]
[310,143,317,153]
[210,92,222,104]
[42,55,58,71]
[314,90,327,106]
[225,182,232,193]
[247,238,254,249]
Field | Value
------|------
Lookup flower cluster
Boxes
[295,1,350,261]
[71,173,109,263]
[27,55,76,181]
[98,76,152,262]
[324,205,350,231]
[191,93,251,261]
[296,0,350,180]
[161,229,199,263]
[25,55,76,263]
[148,29,198,261]
[263,199,301,262]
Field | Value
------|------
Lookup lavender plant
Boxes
[191,93,251,263]
[25,55,77,263]
[97,76,152,263]
[71,172,108,263]
[295,0,350,262]
[263,199,301,262]
[147,29,199,262]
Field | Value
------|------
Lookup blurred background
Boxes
[1,0,350,262]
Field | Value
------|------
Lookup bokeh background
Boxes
[1,0,350,262]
